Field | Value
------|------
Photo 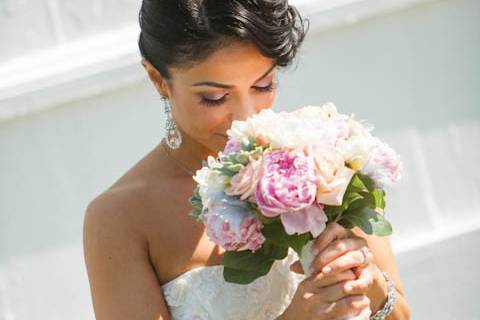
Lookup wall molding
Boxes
[0,0,440,123]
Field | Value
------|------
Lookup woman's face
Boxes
[143,40,278,153]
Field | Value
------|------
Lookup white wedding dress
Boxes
[161,247,307,320]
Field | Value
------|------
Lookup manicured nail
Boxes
[323,266,332,274]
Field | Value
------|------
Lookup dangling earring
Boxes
[162,96,182,149]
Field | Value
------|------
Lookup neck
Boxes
[159,132,217,176]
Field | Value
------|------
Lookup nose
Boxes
[232,98,257,121]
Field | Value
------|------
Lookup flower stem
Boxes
[333,211,344,224]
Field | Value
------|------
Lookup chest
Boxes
[146,204,226,286]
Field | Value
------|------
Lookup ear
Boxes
[141,58,169,98]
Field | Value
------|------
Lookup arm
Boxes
[352,225,411,320]
[83,194,171,320]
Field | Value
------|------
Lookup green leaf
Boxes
[372,189,386,209]
[226,163,244,172]
[338,217,355,229]
[340,207,392,236]
[222,249,266,271]
[217,167,238,177]
[234,152,249,165]
[222,242,286,271]
[260,218,312,255]
[241,139,255,151]
[344,191,364,208]
[188,209,204,223]
[285,232,312,255]
[223,261,273,284]
[348,174,369,193]
[189,209,202,217]
[357,173,377,192]
[357,191,376,209]
[261,219,288,244]
[324,205,344,221]
[257,212,278,224]
[265,242,289,260]
[188,196,202,210]
[188,187,203,209]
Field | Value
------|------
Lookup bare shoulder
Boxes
[83,182,174,319]
[84,182,148,242]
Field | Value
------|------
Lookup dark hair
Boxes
[138,0,309,79]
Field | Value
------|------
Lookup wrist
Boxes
[370,269,398,320]
[369,265,389,314]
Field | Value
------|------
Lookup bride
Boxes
[83,0,410,319]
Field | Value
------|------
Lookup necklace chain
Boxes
[160,140,196,176]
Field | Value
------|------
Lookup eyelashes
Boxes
[200,81,278,107]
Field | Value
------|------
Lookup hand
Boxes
[309,222,376,299]
[284,223,375,320]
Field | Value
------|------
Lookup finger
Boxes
[312,294,370,318]
[310,269,357,288]
[321,247,373,276]
[351,247,374,278]
[310,237,367,275]
[312,280,353,303]
[342,267,375,295]
[312,222,354,256]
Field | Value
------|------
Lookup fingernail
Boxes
[312,248,319,256]
[345,284,352,292]
[323,266,332,274]
[309,266,315,274]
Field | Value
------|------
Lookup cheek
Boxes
[193,108,227,133]
[176,100,228,137]
[256,91,276,112]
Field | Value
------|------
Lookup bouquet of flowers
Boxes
[189,102,402,284]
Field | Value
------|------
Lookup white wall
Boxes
[1,0,479,318]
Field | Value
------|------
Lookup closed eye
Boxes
[199,80,278,107]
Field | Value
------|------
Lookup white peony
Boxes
[193,157,228,211]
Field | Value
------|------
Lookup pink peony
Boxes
[255,149,317,214]
[255,150,331,237]
[280,203,328,237]
[225,156,262,201]
[201,197,265,252]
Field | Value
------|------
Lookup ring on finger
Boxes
[360,246,371,265]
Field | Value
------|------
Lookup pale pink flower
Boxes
[310,146,355,206]
[225,156,262,201]
[361,138,403,187]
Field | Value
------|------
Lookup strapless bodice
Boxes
[160,247,306,320]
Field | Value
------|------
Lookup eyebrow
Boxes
[192,63,276,89]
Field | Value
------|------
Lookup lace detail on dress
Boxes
[161,247,306,320]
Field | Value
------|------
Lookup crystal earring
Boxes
[162,96,182,149]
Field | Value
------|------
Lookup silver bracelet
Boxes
[370,271,397,320]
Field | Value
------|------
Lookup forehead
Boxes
[170,41,275,85]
